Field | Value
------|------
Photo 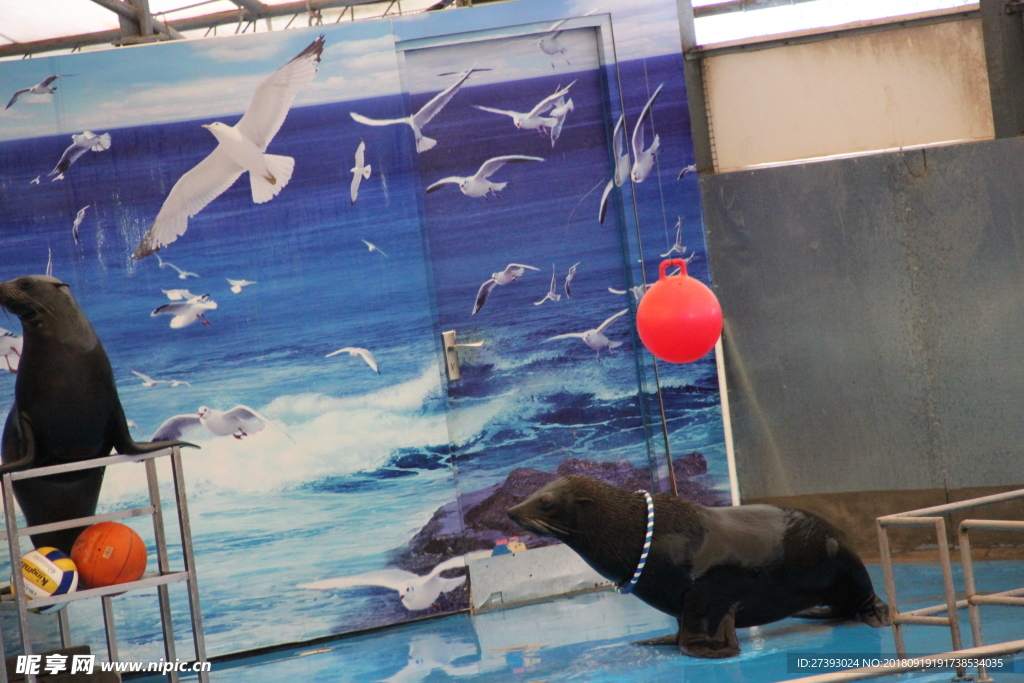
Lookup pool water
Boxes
[157,561,1024,682]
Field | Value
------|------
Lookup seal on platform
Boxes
[0,275,196,553]
[508,475,890,658]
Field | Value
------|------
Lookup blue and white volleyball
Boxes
[17,547,78,613]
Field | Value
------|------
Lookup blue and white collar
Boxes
[618,491,654,594]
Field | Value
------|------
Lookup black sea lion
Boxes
[508,475,890,658]
[0,275,196,553]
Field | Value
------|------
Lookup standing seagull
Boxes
[564,262,580,298]
[473,82,575,136]
[156,254,199,279]
[350,67,490,153]
[350,139,371,205]
[227,278,256,294]
[6,75,73,110]
[473,263,539,315]
[71,205,90,244]
[360,239,388,258]
[599,114,631,224]
[545,309,629,361]
[631,83,664,184]
[132,35,325,259]
[426,155,544,199]
[49,131,111,180]
[535,265,561,306]
[326,346,379,374]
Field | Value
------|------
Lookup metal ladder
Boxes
[0,446,208,683]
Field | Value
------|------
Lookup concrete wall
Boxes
[702,17,994,171]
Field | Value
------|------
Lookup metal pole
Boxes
[957,526,991,682]
[932,518,968,680]
[101,596,119,663]
[57,609,71,649]
[3,474,34,683]
[876,522,905,656]
[145,457,179,683]
[170,447,209,683]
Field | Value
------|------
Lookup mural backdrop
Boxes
[0,0,731,665]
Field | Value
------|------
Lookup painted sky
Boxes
[0,0,684,142]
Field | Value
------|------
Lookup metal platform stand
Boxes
[0,446,208,683]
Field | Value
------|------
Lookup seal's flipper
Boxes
[632,633,679,647]
[680,603,740,659]
[108,403,198,455]
[0,411,36,474]
[794,606,842,621]
[858,594,891,627]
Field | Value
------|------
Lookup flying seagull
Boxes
[6,75,73,110]
[426,155,544,199]
[0,328,23,373]
[156,254,199,279]
[473,81,575,136]
[132,35,325,259]
[564,262,580,298]
[350,139,371,205]
[151,294,217,328]
[545,308,629,361]
[298,556,467,612]
[49,131,111,180]
[131,370,191,388]
[473,263,539,315]
[631,83,664,184]
[537,8,603,68]
[350,67,490,153]
[30,176,40,185]
[151,404,293,442]
[661,217,694,261]
[609,283,648,302]
[227,278,256,294]
[534,265,561,306]
[360,239,388,258]
[548,94,574,147]
[326,346,379,374]
[71,205,90,244]
[45,248,52,278]
[162,288,198,301]
[599,114,631,224]
[678,163,697,179]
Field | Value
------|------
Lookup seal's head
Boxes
[508,475,599,542]
[0,275,95,345]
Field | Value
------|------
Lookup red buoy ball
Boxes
[636,258,723,363]
[70,522,147,588]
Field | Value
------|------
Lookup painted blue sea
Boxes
[0,35,725,662]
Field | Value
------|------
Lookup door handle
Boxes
[442,330,483,381]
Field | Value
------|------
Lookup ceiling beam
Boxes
[230,0,269,17]
[0,0,396,58]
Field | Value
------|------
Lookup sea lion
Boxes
[0,275,196,553]
[508,475,890,658]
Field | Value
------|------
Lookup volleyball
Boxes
[18,547,78,613]
[71,521,148,588]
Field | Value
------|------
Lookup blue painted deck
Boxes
[179,561,1024,682]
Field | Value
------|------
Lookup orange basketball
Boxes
[70,522,147,588]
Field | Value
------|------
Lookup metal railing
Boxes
[0,446,208,683]
[777,487,1024,683]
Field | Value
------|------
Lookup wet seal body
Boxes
[508,475,890,658]
[0,276,195,553]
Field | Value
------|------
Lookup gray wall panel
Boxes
[702,138,1024,498]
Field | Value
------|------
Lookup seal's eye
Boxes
[539,493,556,511]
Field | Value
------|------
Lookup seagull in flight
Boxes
[545,309,629,361]
[227,278,256,294]
[661,217,695,261]
[162,288,198,301]
[473,263,539,315]
[548,91,574,147]
[678,163,697,179]
[131,370,191,388]
[350,139,371,205]
[49,131,111,180]
[473,81,575,136]
[151,404,293,442]
[599,114,632,224]
[360,239,388,257]
[132,35,324,259]
[534,265,561,306]
[609,283,648,302]
[29,176,40,185]
[350,67,490,153]
[6,75,73,110]
[71,205,90,244]
[299,556,467,612]
[564,262,580,298]
[326,346,379,374]
[426,155,543,199]
[151,293,217,328]
[0,328,23,373]
[156,254,199,279]
[631,83,664,184]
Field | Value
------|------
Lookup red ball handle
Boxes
[659,258,688,280]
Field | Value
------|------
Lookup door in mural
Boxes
[400,21,662,565]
